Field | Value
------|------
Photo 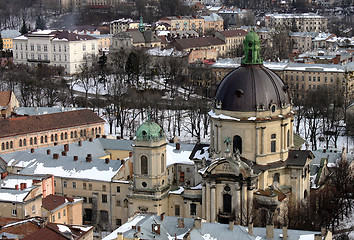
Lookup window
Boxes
[72,182,76,188]
[65,132,67,139]
[61,133,64,140]
[19,139,22,147]
[100,210,108,221]
[102,194,107,203]
[89,198,93,204]
[51,134,54,142]
[37,44,41,51]
[63,181,67,188]
[273,173,280,185]
[318,77,320,82]
[92,43,95,50]
[63,209,66,216]
[34,137,37,145]
[190,203,197,216]
[74,131,77,138]
[45,136,48,143]
[271,134,276,153]
[123,199,128,208]
[141,155,148,174]
[30,138,33,145]
[30,44,34,51]
[175,205,180,216]
[102,185,106,191]
[52,215,55,222]
[117,186,120,193]
[44,45,48,52]
[55,134,58,141]
[58,212,61,219]
[83,197,87,203]
[233,135,242,154]
[116,200,121,206]
[12,209,17,216]
[89,183,92,190]
[83,183,87,189]
[287,130,290,147]
[23,139,26,146]
[54,180,56,187]
[161,154,164,174]
[10,141,13,149]
[116,219,122,226]
[1,143,4,150]
[70,131,73,138]
[82,43,86,51]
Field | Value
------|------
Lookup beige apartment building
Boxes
[0,109,105,154]
[0,173,55,219]
[265,13,328,32]
[215,29,247,55]
[159,16,205,34]
[13,30,99,74]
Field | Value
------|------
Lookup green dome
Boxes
[244,30,260,42]
[135,120,165,141]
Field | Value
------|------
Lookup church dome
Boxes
[135,119,165,142]
[214,30,290,112]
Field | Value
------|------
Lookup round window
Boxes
[224,185,231,192]
[271,105,276,113]
[142,130,147,136]
[142,182,147,187]
[248,43,252,47]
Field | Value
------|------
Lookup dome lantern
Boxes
[242,29,263,65]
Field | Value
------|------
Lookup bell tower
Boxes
[128,114,169,215]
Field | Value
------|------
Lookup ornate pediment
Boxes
[212,162,238,175]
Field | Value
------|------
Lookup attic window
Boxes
[235,89,244,97]
[142,130,147,136]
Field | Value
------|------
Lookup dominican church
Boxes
[126,30,313,228]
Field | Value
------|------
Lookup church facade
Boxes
[126,31,313,228]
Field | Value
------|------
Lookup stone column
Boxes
[206,183,211,222]
[241,182,247,225]
[234,182,241,224]
[210,183,216,222]
[247,180,255,224]
[255,127,260,156]
[281,123,284,151]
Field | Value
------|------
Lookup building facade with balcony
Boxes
[13,30,99,74]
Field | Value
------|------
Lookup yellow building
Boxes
[1,30,21,50]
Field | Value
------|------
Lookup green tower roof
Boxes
[242,29,263,65]
[135,119,164,142]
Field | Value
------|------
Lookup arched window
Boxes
[95,127,97,134]
[80,130,83,137]
[273,173,280,185]
[23,139,26,146]
[45,136,48,143]
[34,137,37,145]
[54,134,58,141]
[1,143,4,150]
[19,140,22,147]
[10,141,13,149]
[74,131,77,138]
[271,134,276,153]
[70,131,73,138]
[61,133,64,140]
[51,134,54,142]
[223,194,232,213]
[91,128,94,135]
[84,129,86,136]
[99,127,101,134]
[141,155,148,174]
[41,136,44,144]
[287,130,290,148]
[233,135,242,154]
[304,190,308,199]
[65,132,67,139]
[30,138,33,145]
[5,142,9,149]
[161,154,164,174]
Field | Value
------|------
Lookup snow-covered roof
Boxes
[266,13,325,19]
[1,29,21,39]
[208,110,240,121]
[212,58,240,69]
[166,144,194,167]
[313,33,334,41]
[14,106,85,116]
[147,47,186,57]
[0,189,30,202]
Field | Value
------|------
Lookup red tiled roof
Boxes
[0,109,104,138]
[0,91,11,107]
[171,37,225,50]
[219,29,247,38]
[42,194,75,211]
[0,218,43,238]
[23,223,93,240]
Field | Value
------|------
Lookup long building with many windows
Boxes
[12,30,99,74]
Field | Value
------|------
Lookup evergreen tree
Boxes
[0,33,3,50]
[20,19,28,35]
[35,15,46,30]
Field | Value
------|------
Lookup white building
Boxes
[13,30,99,74]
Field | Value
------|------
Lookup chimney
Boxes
[176,142,181,150]
[1,172,8,179]
[248,223,253,235]
[266,225,274,239]
[89,138,93,142]
[53,153,59,159]
[102,135,107,139]
[30,148,35,153]
[15,184,19,190]
[137,226,141,232]
[86,154,92,162]
[54,142,58,146]
[229,220,234,231]
[177,218,184,228]
[323,149,326,153]
[282,226,288,240]
[20,183,26,190]
[96,134,100,138]
[47,149,51,155]
[105,158,110,164]
[160,213,165,221]
[194,218,202,229]
[23,183,27,189]
[116,232,123,240]
[129,152,133,158]
[73,156,78,161]
[78,140,82,146]
[62,151,67,156]
[116,136,121,140]
[64,144,69,152]
[87,154,92,158]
